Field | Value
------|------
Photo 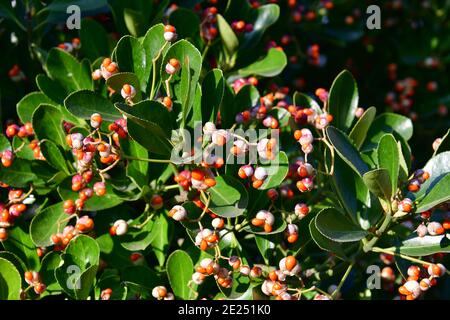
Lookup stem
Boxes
[331,262,354,299]
[202,42,211,61]
[320,135,335,175]
[363,212,392,252]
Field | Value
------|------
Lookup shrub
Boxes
[0,0,449,301]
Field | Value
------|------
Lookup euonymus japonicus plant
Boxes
[0,1,449,301]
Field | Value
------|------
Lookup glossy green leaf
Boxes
[387,234,450,257]
[362,168,393,201]
[119,213,155,251]
[150,214,171,267]
[124,8,146,37]
[255,234,276,264]
[208,175,249,218]
[46,48,92,92]
[409,151,450,201]
[328,70,358,132]
[16,92,57,124]
[309,218,348,260]
[327,126,369,176]
[39,251,63,292]
[79,19,110,61]
[258,151,289,190]
[161,39,202,118]
[105,72,142,102]
[237,48,287,78]
[169,8,201,45]
[349,106,376,149]
[217,14,239,57]
[363,113,413,151]
[30,202,67,247]
[293,91,321,114]
[0,159,39,188]
[121,138,149,188]
[55,235,100,300]
[416,173,450,213]
[36,74,68,105]
[377,134,399,193]
[315,208,368,242]
[2,221,40,270]
[32,104,66,147]
[201,69,225,123]
[65,90,121,122]
[433,129,450,156]
[166,250,195,300]
[40,140,70,174]
[241,4,279,49]
[0,134,11,153]
[0,258,22,300]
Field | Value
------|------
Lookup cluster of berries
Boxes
[152,286,175,300]
[57,37,81,53]
[231,20,253,33]
[50,216,93,250]
[261,256,301,300]
[174,168,217,191]
[385,77,418,116]
[1,122,36,167]
[0,187,35,241]
[194,228,219,251]
[192,256,263,290]
[92,58,119,81]
[407,169,430,193]
[294,160,315,193]
[398,264,447,300]
[24,271,46,295]
[200,7,218,42]
[238,165,269,189]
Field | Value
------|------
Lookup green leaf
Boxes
[258,151,289,190]
[241,4,279,49]
[166,250,195,300]
[217,14,239,57]
[121,138,149,188]
[161,39,202,119]
[201,69,225,123]
[362,168,393,201]
[169,8,201,45]
[105,72,142,102]
[0,252,26,282]
[0,258,22,300]
[58,177,123,211]
[328,70,358,132]
[36,74,69,105]
[121,265,160,292]
[363,113,413,151]
[55,235,100,300]
[348,106,376,149]
[40,140,70,174]
[331,156,357,221]
[234,84,260,114]
[46,48,92,92]
[65,90,121,122]
[255,234,276,264]
[30,202,67,247]
[124,8,146,37]
[208,175,249,218]
[0,159,39,188]
[32,104,66,147]
[0,134,11,153]
[2,221,40,270]
[326,126,369,176]
[115,101,173,156]
[16,92,57,124]
[293,91,321,114]
[79,19,110,61]
[237,48,287,78]
[377,134,399,193]
[416,173,450,213]
[315,208,368,242]
[410,151,450,201]
[39,252,63,292]
[150,214,171,267]
[387,234,450,256]
[309,218,347,260]
[119,213,155,251]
